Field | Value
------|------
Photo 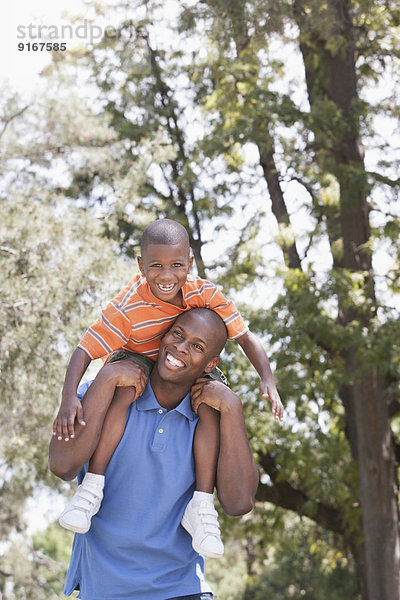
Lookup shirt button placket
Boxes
[152,410,167,451]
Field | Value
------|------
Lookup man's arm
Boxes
[191,379,259,516]
[49,361,146,481]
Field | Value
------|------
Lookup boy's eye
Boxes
[172,262,183,268]
[149,263,162,268]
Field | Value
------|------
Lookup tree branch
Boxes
[145,36,206,277]
[257,452,345,535]
[367,171,400,188]
[257,142,302,270]
[0,105,29,140]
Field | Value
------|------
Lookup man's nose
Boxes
[176,338,189,354]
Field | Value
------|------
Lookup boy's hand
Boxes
[260,380,284,422]
[53,394,86,442]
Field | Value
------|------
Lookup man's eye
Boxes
[173,329,183,337]
[193,343,204,351]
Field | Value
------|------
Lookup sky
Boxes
[2,0,104,93]
[2,2,398,312]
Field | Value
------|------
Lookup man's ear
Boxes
[203,356,220,373]
[137,256,145,276]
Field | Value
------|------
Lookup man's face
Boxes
[156,311,222,385]
[137,242,193,306]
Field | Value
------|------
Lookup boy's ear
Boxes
[203,356,220,373]
[137,256,145,276]
[188,255,194,271]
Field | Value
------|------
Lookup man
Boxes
[49,308,259,600]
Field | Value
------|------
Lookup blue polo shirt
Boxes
[64,380,213,600]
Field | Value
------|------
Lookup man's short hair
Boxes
[181,307,228,355]
[141,219,190,255]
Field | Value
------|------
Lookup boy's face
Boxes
[137,242,193,306]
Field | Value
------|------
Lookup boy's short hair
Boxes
[141,219,190,254]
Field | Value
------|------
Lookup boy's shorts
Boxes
[108,350,229,386]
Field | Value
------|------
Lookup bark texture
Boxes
[293,1,400,598]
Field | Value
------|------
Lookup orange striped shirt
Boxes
[78,275,248,361]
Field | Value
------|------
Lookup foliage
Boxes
[0,186,132,589]
[0,0,399,598]
[240,518,360,600]
[0,525,74,600]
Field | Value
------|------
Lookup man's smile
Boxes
[165,352,185,368]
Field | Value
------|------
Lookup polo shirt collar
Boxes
[136,380,197,421]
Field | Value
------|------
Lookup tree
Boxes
[0,90,133,587]
[38,1,399,595]
[1,1,399,597]
[177,1,400,598]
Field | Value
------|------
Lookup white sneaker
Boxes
[58,472,104,534]
[181,491,224,558]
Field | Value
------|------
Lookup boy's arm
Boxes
[236,331,284,421]
[49,361,145,481]
[54,278,141,441]
[191,379,259,516]
[53,347,91,442]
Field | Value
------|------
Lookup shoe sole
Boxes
[181,514,224,559]
[58,515,89,534]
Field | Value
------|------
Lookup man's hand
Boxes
[260,379,284,422]
[190,378,241,415]
[107,360,148,395]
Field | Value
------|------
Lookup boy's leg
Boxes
[84,351,154,475]
[88,387,135,474]
[58,385,136,533]
[181,367,228,559]
[193,404,220,493]
[194,364,228,492]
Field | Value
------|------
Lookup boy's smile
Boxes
[137,243,194,306]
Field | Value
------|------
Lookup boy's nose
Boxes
[159,267,174,280]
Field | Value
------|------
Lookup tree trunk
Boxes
[293,0,400,598]
[349,538,369,600]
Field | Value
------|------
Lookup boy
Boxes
[55,218,283,558]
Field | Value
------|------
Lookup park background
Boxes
[0,1,399,599]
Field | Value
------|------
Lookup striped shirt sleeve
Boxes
[78,280,135,360]
[204,284,248,340]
